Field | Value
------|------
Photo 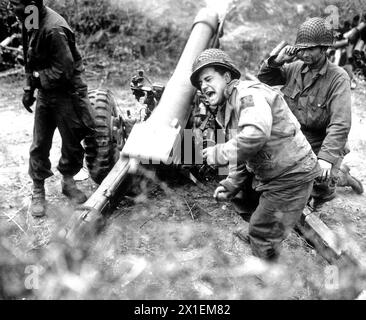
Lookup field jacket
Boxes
[258,57,351,165]
[25,6,87,91]
[212,80,319,193]
[23,6,95,130]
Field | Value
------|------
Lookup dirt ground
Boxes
[0,74,366,300]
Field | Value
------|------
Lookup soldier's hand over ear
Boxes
[274,45,298,64]
[318,159,332,182]
[22,89,36,113]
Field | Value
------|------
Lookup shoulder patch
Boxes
[242,95,255,108]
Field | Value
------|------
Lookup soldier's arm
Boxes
[257,45,299,86]
[38,27,75,90]
[318,75,352,165]
[215,91,272,164]
[219,162,250,196]
[216,91,273,193]
[257,55,289,86]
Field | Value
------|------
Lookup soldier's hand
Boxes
[202,146,217,165]
[213,186,231,202]
[274,45,298,64]
[22,90,36,113]
[318,159,332,182]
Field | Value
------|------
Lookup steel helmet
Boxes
[190,48,241,89]
[294,17,334,49]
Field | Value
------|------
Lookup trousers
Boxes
[28,90,89,181]
[233,174,314,260]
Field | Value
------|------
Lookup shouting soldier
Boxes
[190,49,321,261]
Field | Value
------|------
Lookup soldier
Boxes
[190,49,321,261]
[258,17,363,209]
[9,0,96,217]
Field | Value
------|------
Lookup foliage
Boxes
[0,0,18,41]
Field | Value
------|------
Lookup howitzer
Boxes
[122,7,219,164]
[65,7,221,240]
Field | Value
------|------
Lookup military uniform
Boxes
[208,79,320,259]
[25,6,95,182]
[258,57,352,201]
[15,3,97,216]
[257,18,363,202]
[258,57,351,161]
[190,49,321,260]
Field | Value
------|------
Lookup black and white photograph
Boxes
[1,0,366,305]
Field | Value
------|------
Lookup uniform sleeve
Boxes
[38,27,74,90]
[257,55,288,86]
[214,90,273,193]
[215,90,272,165]
[219,162,250,196]
[318,75,352,164]
[257,55,294,86]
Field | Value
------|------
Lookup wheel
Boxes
[84,89,122,184]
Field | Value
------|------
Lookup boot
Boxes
[29,180,46,217]
[339,164,364,194]
[61,175,87,204]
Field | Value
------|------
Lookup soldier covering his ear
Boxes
[258,17,363,209]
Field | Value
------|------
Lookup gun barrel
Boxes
[122,8,219,163]
[66,8,219,239]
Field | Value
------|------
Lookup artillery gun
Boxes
[66,7,223,240]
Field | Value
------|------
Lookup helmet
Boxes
[294,17,334,49]
[190,48,241,89]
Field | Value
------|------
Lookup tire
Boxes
[84,89,120,184]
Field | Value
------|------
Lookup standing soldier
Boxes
[258,17,363,209]
[190,49,320,261]
[9,0,95,217]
